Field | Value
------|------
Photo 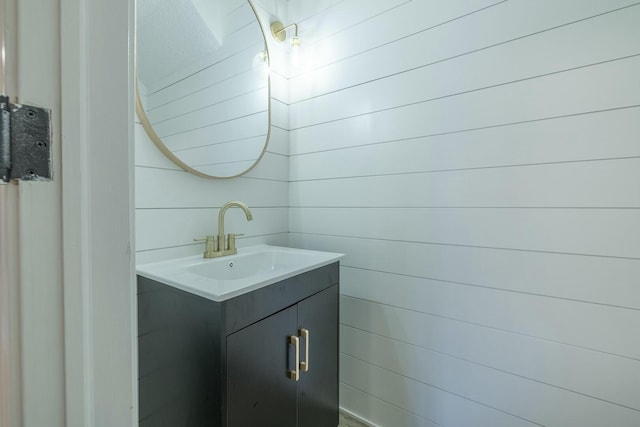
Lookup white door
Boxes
[0,0,20,408]
[1,1,19,425]
[1,0,136,426]
[1,0,64,424]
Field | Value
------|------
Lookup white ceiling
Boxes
[137,0,226,89]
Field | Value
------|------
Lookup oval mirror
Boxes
[136,0,270,178]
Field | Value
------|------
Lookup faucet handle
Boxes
[227,233,244,251]
[193,235,217,257]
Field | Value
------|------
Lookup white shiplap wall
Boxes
[135,0,289,264]
[288,1,640,426]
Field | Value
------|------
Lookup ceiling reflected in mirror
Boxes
[136,0,270,178]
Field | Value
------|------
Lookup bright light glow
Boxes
[1,34,5,93]
[253,50,270,77]
[290,37,301,67]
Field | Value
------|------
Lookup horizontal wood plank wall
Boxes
[135,0,290,265]
[287,1,640,426]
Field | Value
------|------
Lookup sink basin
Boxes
[136,245,344,301]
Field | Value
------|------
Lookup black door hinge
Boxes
[0,95,52,183]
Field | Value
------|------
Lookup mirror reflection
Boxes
[136,0,270,178]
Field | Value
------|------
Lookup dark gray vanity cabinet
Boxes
[137,262,339,427]
[227,285,338,427]
[227,304,298,427]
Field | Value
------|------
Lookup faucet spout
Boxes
[217,201,253,251]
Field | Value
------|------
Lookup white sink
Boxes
[136,245,344,301]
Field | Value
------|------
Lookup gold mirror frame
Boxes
[135,0,271,179]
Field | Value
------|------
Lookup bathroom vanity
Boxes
[137,246,342,427]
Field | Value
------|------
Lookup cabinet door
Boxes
[297,285,339,427]
[227,305,298,427]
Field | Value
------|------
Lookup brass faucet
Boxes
[195,201,253,258]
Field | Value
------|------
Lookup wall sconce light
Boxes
[270,21,301,49]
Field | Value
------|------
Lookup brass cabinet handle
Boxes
[299,328,309,372]
[289,335,300,381]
